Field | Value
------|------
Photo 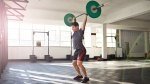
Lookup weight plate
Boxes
[64,13,75,26]
[86,0,101,18]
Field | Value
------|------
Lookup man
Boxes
[71,14,89,83]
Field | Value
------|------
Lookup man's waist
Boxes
[74,47,85,50]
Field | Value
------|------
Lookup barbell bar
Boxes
[64,0,104,26]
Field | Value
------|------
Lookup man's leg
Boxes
[72,50,83,80]
[72,60,81,76]
[77,61,87,77]
[77,48,89,83]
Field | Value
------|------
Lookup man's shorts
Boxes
[73,48,86,61]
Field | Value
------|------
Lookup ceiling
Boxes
[26,0,142,16]
[16,0,149,26]
[132,12,150,21]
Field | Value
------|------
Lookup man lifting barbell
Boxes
[71,14,89,83]
[64,0,107,83]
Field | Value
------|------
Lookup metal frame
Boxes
[7,9,23,20]
[32,31,50,56]
[4,0,28,21]
[5,0,29,3]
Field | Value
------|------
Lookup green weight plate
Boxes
[86,0,101,18]
[64,13,75,26]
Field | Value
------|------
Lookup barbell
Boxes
[64,0,104,27]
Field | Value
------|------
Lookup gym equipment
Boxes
[45,55,53,62]
[30,55,37,63]
[36,41,41,47]
[66,54,73,60]
[64,13,75,27]
[29,31,53,62]
[86,0,101,18]
[64,0,104,26]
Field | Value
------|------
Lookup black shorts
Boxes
[73,48,86,61]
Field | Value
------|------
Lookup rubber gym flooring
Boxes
[0,60,150,84]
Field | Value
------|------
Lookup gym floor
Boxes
[0,60,150,84]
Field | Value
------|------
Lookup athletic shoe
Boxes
[73,75,83,80]
[81,77,89,83]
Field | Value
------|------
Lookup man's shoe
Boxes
[73,75,83,80]
[81,77,89,83]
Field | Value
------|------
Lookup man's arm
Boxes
[73,17,76,22]
[81,15,88,30]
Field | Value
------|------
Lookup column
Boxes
[144,32,149,56]
[102,24,107,59]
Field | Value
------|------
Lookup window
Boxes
[107,29,116,47]
[8,20,92,47]
[96,27,116,47]
[33,24,45,32]
[19,23,33,46]
[45,25,60,46]
[60,26,71,46]
[83,27,91,47]
[60,31,71,46]
[8,21,20,46]
[96,27,102,47]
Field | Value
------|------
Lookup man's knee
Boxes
[72,60,77,66]
[77,61,83,67]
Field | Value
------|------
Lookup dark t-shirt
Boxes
[72,29,85,49]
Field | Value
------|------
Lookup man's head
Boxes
[72,22,79,32]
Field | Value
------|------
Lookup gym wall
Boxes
[121,30,145,57]
[8,47,115,60]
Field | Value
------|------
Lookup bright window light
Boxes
[8,21,92,47]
